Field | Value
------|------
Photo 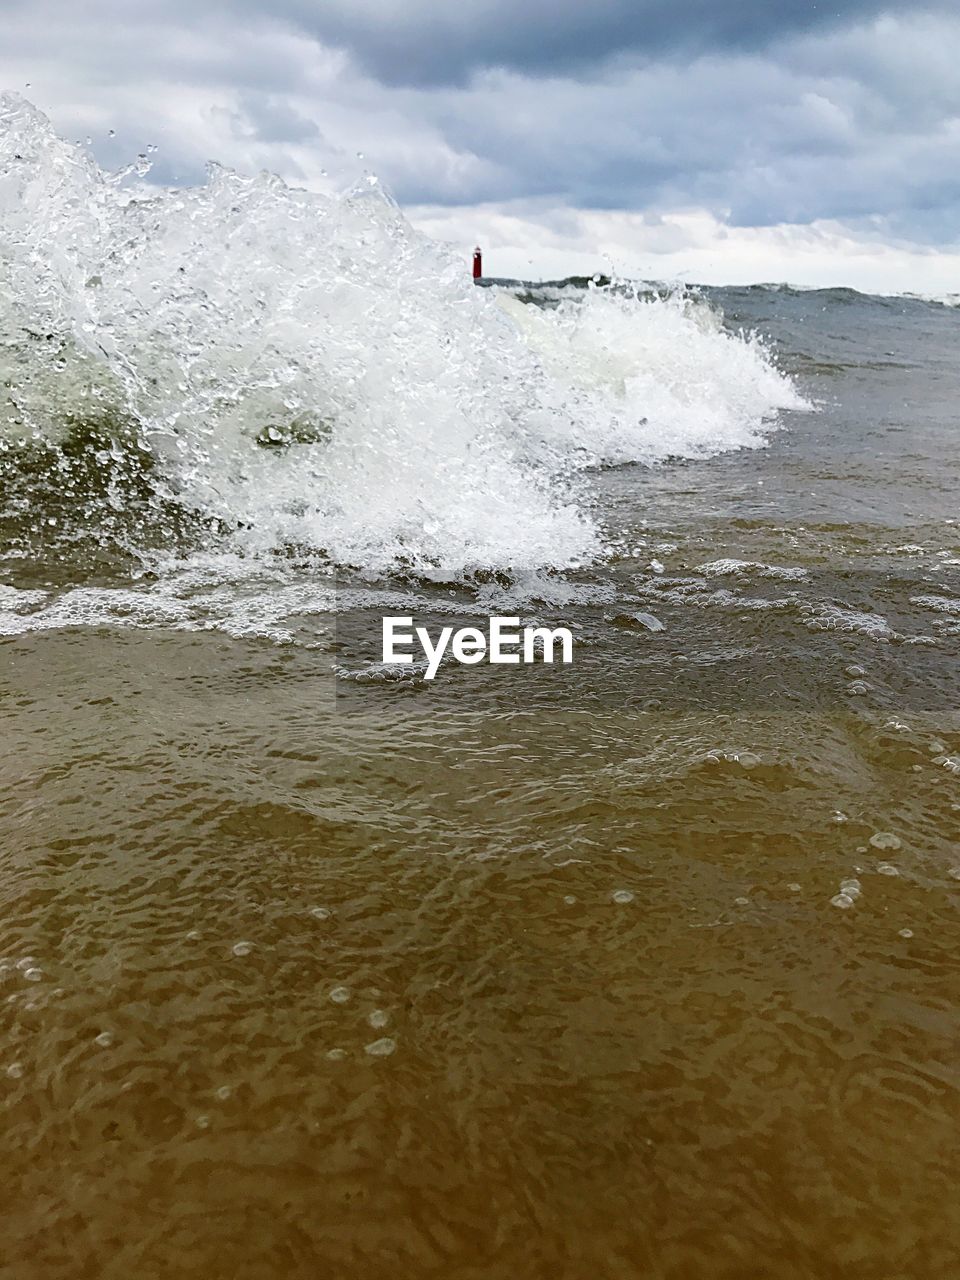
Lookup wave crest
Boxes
[0,94,806,574]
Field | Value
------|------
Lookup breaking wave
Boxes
[0,94,807,576]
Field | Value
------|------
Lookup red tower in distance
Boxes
[472,246,482,280]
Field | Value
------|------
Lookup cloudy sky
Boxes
[3,0,960,290]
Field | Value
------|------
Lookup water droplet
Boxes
[94,1031,114,1048]
[831,893,855,910]
[898,928,914,939]
[231,941,254,957]
[563,895,577,905]
[215,1085,232,1101]
[948,867,960,881]
[844,665,865,677]
[368,1009,389,1029]
[310,906,331,920]
[16,958,36,971]
[840,878,862,899]
[196,1115,211,1129]
[633,612,665,632]
[612,889,634,904]
[365,1037,396,1057]
[734,896,750,907]
[877,863,899,877]
[787,883,802,892]
[736,752,761,769]
[326,1048,347,1061]
[870,832,902,851]
[186,930,201,941]
[6,1063,23,1079]
[329,986,350,1004]
[23,968,42,983]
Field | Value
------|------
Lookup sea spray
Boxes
[1,93,806,578]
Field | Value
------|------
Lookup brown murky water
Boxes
[3,277,960,1277]
[3,602,960,1278]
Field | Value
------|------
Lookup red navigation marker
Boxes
[472,246,482,280]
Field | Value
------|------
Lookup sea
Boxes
[2,93,960,1279]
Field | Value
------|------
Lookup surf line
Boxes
[382,616,573,681]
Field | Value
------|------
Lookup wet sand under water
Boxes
[2,617,960,1279]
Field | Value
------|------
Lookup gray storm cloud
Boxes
[1,0,958,255]
[257,0,945,86]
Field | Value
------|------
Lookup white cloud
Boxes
[1,1,959,290]
[411,203,960,295]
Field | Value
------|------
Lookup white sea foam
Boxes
[697,559,808,580]
[1,94,807,578]
[911,594,960,614]
[801,604,895,639]
[496,288,806,468]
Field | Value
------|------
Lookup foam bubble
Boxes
[365,1037,397,1057]
[869,833,902,851]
